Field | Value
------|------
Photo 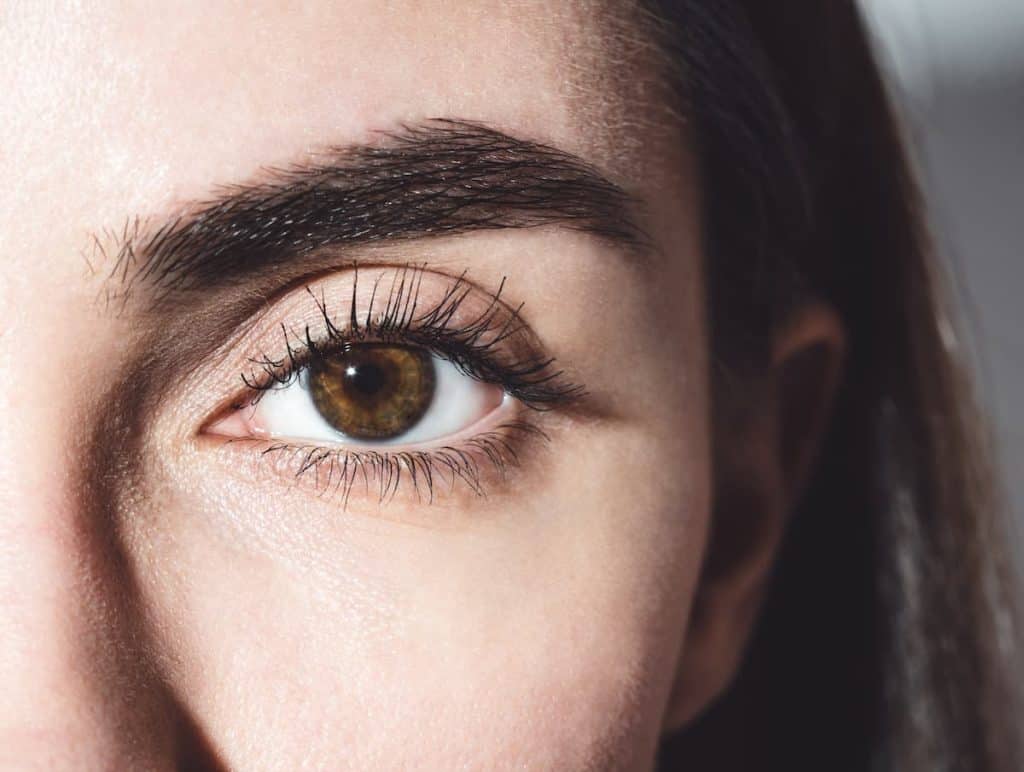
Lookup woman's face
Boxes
[1,3,716,769]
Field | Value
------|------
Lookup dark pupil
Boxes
[307,344,436,441]
[347,361,386,398]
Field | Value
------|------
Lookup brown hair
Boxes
[644,3,1022,770]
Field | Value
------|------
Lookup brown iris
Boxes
[308,344,436,441]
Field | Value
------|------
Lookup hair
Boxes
[638,3,1022,771]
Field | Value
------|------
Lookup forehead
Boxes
[2,2,660,224]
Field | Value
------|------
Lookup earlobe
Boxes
[662,301,846,732]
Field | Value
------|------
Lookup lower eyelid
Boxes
[201,413,549,507]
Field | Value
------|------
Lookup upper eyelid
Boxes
[231,265,585,412]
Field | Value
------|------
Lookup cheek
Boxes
[126,422,708,770]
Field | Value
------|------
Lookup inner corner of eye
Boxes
[203,401,259,440]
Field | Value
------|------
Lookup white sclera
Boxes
[253,354,501,447]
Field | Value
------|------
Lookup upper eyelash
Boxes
[239,264,585,410]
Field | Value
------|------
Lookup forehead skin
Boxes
[0,2,707,770]
[2,0,672,232]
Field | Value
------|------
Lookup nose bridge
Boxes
[0,296,181,768]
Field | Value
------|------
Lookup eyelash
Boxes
[224,265,584,504]
[241,266,583,409]
[253,420,547,507]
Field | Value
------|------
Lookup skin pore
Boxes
[0,2,841,769]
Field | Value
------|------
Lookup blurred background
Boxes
[859,0,1024,539]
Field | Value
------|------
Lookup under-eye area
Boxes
[200,264,586,505]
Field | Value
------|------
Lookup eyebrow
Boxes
[98,119,648,304]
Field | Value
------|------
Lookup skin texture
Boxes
[0,2,843,769]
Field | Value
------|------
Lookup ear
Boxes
[662,301,846,731]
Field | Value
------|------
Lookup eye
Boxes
[211,343,505,446]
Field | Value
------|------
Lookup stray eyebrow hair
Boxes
[98,119,649,304]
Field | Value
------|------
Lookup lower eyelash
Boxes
[236,420,547,507]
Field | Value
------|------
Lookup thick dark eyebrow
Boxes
[99,119,648,304]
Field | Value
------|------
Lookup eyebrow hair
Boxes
[98,119,648,304]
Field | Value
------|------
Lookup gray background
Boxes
[860,0,1023,540]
